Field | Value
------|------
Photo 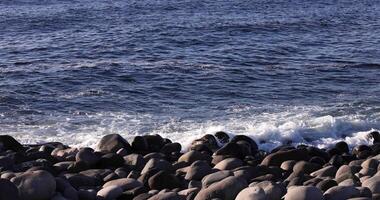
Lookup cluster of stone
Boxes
[1,131,380,200]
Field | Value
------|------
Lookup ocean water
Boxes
[1,0,380,150]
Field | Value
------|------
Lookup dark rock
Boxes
[362,175,380,194]
[96,134,131,153]
[284,186,324,200]
[329,155,344,168]
[103,178,143,190]
[323,185,360,200]
[230,135,258,153]
[97,185,123,200]
[293,161,321,175]
[160,143,181,155]
[124,154,145,170]
[201,170,233,188]
[0,135,24,152]
[132,136,149,153]
[335,141,349,154]
[213,158,243,170]
[235,186,266,200]
[65,173,102,189]
[261,148,309,166]
[178,151,211,164]
[147,191,184,200]
[316,179,337,192]
[309,156,326,166]
[185,160,213,181]
[11,170,56,200]
[0,178,20,200]
[141,158,172,174]
[214,131,229,144]
[78,189,97,200]
[98,153,125,168]
[311,165,337,178]
[143,135,165,152]
[76,148,100,167]
[194,176,247,200]
[148,170,182,190]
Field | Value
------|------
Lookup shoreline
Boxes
[1,131,380,200]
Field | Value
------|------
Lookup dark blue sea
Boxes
[1,0,380,150]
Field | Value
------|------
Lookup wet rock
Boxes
[284,186,324,200]
[141,158,172,174]
[51,148,78,161]
[293,161,321,175]
[214,131,229,144]
[0,178,20,200]
[178,150,211,164]
[97,185,123,200]
[335,141,349,154]
[75,148,100,167]
[311,166,337,178]
[98,153,125,168]
[230,135,258,153]
[103,178,143,190]
[143,135,166,152]
[148,170,182,190]
[261,148,309,166]
[194,176,247,200]
[147,191,183,200]
[0,135,24,152]
[185,160,213,181]
[235,186,266,200]
[213,158,243,170]
[362,175,380,193]
[124,154,145,170]
[201,170,233,188]
[11,170,56,200]
[78,189,97,200]
[323,185,360,200]
[160,143,181,155]
[96,134,131,153]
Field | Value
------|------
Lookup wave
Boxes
[1,105,379,151]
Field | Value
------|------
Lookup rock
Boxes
[98,153,125,168]
[214,131,229,144]
[97,185,123,200]
[323,186,360,200]
[178,150,211,164]
[261,148,309,166]
[311,166,337,178]
[293,161,321,174]
[254,181,285,200]
[362,175,380,193]
[185,160,213,181]
[75,148,100,167]
[131,136,149,152]
[213,158,243,170]
[191,135,219,151]
[103,178,143,190]
[147,191,183,200]
[141,158,172,174]
[65,173,102,189]
[0,178,20,200]
[143,135,165,152]
[361,158,379,169]
[160,143,181,155]
[335,141,349,154]
[0,156,14,170]
[51,148,78,161]
[284,186,324,200]
[124,154,145,170]
[230,135,258,153]
[201,170,233,188]
[148,170,182,190]
[96,134,131,153]
[0,135,24,152]
[281,160,297,171]
[11,170,56,200]
[78,189,97,200]
[213,142,244,159]
[194,176,247,200]
[235,186,266,200]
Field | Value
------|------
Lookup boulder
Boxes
[213,158,243,170]
[75,148,100,167]
[185,160,213,181]
[103,178,143,190]
[362,175,380,193]
[124,154,145,170]
[0,135,24,152]
[284,186,324,200]
[97,185,123,200]
[0,178,20,200]
[214,131,229,144]
[323,186,360,200]
[194,176,247,200]
[178,150,211,164]
[141,158,172,174]
[96,134,131,153]
[147,191,183,200]
[311,166,337,178]
[235,186,266,200]
[201,170,233,188]
[148,170,182,190]
[261,148,309,166]
[11,170,56,200]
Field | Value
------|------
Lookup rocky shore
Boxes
[1,131,380,200]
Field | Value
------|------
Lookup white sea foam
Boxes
[2,105,379,151]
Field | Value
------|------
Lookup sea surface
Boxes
[1,0,380,150]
